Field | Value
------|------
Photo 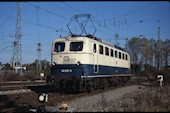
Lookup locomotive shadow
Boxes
[27,85,58,93]
[26,85,81,94]
[0,95,16,112]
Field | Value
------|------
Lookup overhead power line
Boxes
[24,2,70,20]
[0,13,69,33]
[62,2,82,14]
[0,6,15,28]
[95,2,156,22]
[51,3,73,15]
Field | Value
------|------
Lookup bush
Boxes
[0,70,42,81]
[1,71,28,81]
[23,70,37,81]
[132,65,170,85]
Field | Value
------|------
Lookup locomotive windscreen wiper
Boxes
[75,44,82,52]
[70,42,83,52]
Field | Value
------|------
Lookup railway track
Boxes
[0,76,148,112]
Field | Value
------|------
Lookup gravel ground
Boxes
[66,84,147,112]
[0,76,150,112]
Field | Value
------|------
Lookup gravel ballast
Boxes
[66,85,146,112]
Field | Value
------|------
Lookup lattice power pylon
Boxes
[36,39,42,72]
[13,1,22,75]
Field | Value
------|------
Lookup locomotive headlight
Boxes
[76,61,81,66]
[53,61,57,66]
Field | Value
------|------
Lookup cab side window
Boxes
[93,44,96,53]
[99,45,103,54]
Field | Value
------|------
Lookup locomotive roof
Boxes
[55,34,126,52]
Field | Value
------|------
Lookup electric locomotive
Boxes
[47,14,131,92]
[47,34,131,91]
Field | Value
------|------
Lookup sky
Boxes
[0,1,170,64]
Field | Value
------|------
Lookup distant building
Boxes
[0,65,2,70]
[14,66,26,70]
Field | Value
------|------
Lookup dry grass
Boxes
[114,85,170,112]
[131,86,170,112]
[0,70,39,81]
[0,71,26,81]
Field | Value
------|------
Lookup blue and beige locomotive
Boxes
[48,34,131,91]
[47,14,131,92]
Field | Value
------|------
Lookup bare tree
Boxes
[149,38,156,66]
[140,38,152,65]
[128,37,141,64]
[162,39,170,68]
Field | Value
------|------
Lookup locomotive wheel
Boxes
[108,77,114,87]
[73,80,81,93]
[112,77,119,86]
[100,78,107,89]
[103,78,108,89]
[58,80,65,94]
[86,81,93,93]
[93,79,98,90]
[119,76,126,85]
[78,81,86,92]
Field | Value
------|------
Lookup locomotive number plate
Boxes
[61,69,72,72]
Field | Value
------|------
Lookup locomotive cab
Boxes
[50,36,97,90]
